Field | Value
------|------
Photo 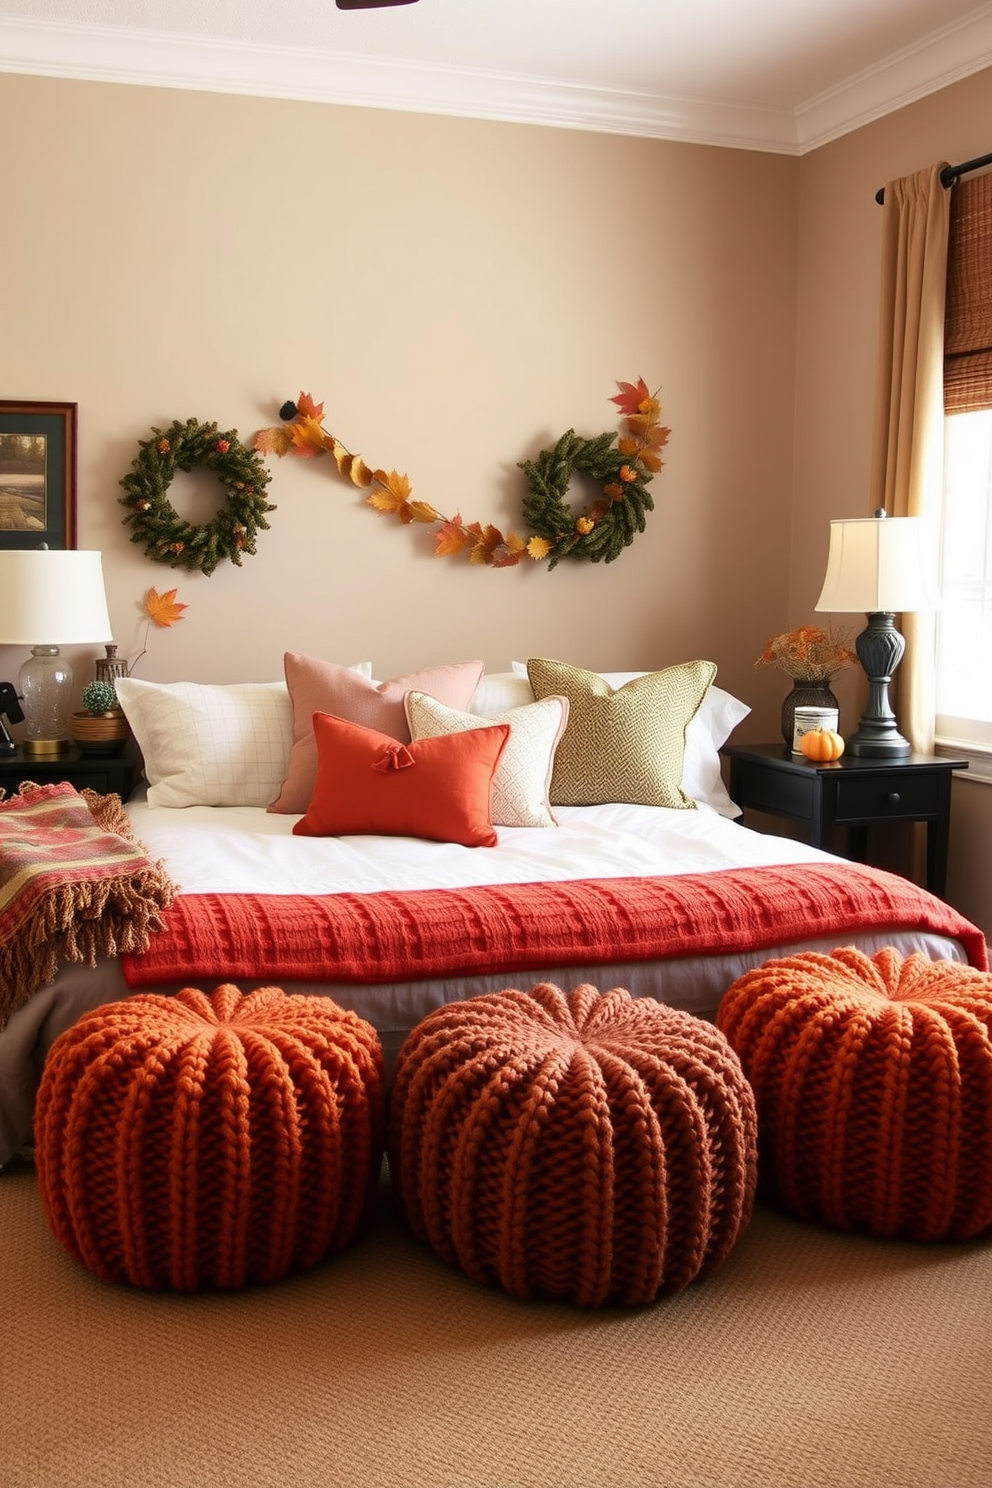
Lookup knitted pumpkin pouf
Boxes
[34,983,385,1289]
[717,947,992,1241]
[388,982,757,1307]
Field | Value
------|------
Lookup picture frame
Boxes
[0,400,77,550]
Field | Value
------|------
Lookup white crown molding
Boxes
[0,18,801,151]
[1,11,990,157]
[796,4,992,151]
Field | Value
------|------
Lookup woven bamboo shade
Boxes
[944,171,992,414]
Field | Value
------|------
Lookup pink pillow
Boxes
[293,712,510,847]
[269,653,484,814]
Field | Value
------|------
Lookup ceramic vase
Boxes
[780,682,839,748]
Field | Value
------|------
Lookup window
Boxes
[934,170,992,757]
[936,409,992,751]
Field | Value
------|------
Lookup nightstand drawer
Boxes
[0,748,140,801]
[720,743,968,895]
[832,772,942,823]
[740,768,815,820]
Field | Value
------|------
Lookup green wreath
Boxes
[518,429,655,570]
[119,418,276,577]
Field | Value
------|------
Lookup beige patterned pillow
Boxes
[404,691,569,828]
[525,658,717,808]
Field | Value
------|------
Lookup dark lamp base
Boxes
[846,728,912,758]
[848,610,912,758]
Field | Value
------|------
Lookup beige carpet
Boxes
[1,1164,990,1488]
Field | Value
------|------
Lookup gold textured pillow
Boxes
[526,658,717,808]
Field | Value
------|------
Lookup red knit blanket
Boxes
[120,860,988,987]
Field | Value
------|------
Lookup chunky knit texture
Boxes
[717,948,992,1241]
[35,984,385,1289]
[389,982,757,1307]
[121,861,989,989]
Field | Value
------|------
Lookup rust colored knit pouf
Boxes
[388,982,757,1307]
[717,947,992,1241]
[34,983,385,1289]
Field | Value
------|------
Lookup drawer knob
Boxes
[886,791,901,805]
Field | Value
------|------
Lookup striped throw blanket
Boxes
[0,781,176,1029]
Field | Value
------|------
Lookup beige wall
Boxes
[1,72,797,700]
[1,63,990,932]
[793,67,992,936]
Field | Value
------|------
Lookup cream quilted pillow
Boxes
[525,657,717,808]
[404,690,569,828]
[117,665,371,809]
[116,677,294,808]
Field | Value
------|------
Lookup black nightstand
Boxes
[721,743,969,897]
[0,746,141,802]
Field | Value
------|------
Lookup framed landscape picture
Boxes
[0,401,77,549]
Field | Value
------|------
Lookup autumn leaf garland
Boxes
[253,381,670,570]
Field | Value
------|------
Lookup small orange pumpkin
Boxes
[799,728,845,761]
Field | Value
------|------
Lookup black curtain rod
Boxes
[875,151,992,204]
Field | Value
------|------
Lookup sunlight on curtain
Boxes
[869,164,950,754]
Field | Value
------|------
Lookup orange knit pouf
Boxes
[35,984,385,1289]
[388,982,757,1307]
[717,947,992,1241]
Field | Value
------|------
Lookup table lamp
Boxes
[814,510,936,757]
[0,550,114,757]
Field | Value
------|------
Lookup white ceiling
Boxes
[2,0,992,153]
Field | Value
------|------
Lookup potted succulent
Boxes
[70,679,131,757]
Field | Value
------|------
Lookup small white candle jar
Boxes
[793,706,840,753]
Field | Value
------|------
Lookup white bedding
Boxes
[0,797,975,1168]
[124,795,837,896]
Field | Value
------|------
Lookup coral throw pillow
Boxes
[293,712,510,847]
[269,653,484,814]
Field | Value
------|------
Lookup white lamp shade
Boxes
[0,550,113,645]
[814,516,937,614]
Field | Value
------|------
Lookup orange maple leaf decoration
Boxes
[144,587,188,627]
[125,586,188,677]
[610,378,653,418]
[253,381,666,568]
[366,472,414,517]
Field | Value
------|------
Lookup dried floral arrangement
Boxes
[755,625,857,682]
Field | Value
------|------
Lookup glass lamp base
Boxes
[19,645,73,756]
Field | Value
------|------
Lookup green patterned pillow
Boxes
[526,658,717,808]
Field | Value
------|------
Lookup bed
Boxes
[0,655,985,1168]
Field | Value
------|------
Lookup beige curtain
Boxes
[869,163,950,754]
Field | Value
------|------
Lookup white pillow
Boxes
[404,689,569,828]
[469,671,535,717]
[511,661,749,816]
[117,665,372,809]
[682,686,749,815]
